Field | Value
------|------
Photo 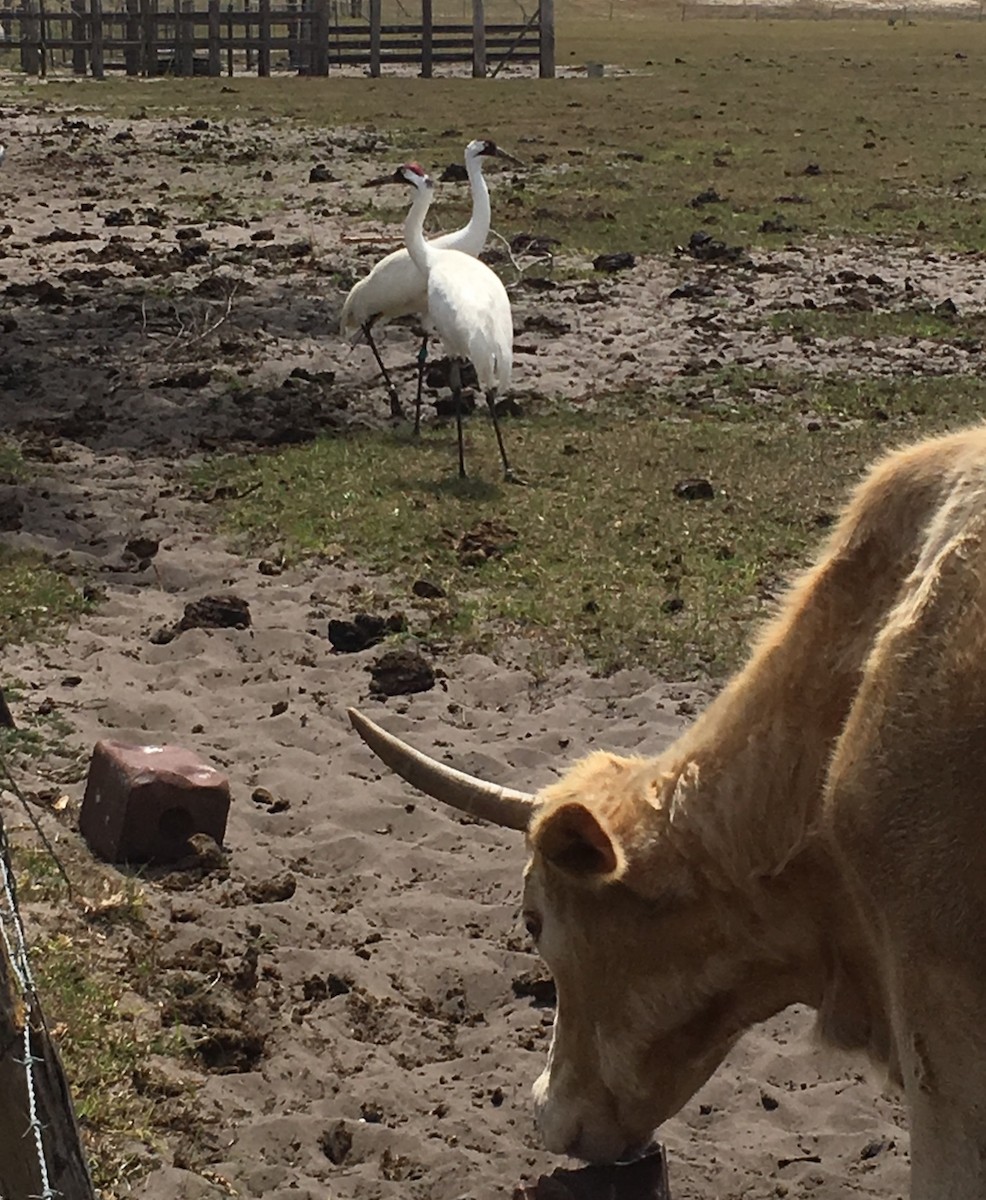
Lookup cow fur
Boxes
[523,425,986,1197]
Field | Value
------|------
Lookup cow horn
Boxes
[348,708,534,831]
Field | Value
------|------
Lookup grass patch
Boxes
[196,374,986,677]
[4,836,188,1194]
[8,18,986,256]
[766,306,986,343]
[0,439,24,483]
[0,546,89,649]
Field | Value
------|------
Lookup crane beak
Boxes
[364,168,405,187]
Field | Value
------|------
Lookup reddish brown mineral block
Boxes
[79,740,231,864]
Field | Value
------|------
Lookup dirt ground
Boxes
[6,87,981,1198]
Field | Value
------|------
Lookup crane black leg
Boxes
[414,336,428,436]
[486,390,521,483]
[450,361,466,479]
[364,323,404,420]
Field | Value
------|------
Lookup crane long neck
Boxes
[463,155,491,245]
[403,181,436,277]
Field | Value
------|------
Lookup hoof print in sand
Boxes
[152,593,252,644]
[328,611,408,653]
[368,647,435,696]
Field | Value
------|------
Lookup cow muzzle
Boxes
[532,1067,650,1165]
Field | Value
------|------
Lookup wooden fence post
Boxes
[287,0,299,68]
[175,0,194,73]
[125,0,141,74]
[225,0,233,74]
[20,0,41,76]
[310,0,329,75]
[244,0,254,70]
[70,0,89,74]
[258,0,271,76]
[37,0,49,76]
[140,0,156,75]
[471,0,485,77]
[368,0,380,76]
[420,0,432,77]
[538,0,554,77]
[89,0,104,77]
[207,0,221,74]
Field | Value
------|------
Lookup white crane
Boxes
[371,162,519,483]
[340,138,520,431]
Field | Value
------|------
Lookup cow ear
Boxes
[534,802,621,879]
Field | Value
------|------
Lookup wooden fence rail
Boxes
[0,0,554,76]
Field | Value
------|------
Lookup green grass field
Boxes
[14,14,986,255]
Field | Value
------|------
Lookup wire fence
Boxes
[0,754,95,1200]
[0,0,554,78]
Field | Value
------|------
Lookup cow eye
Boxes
[523,910,542,942]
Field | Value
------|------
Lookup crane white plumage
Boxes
[371,162,519,483]
[340,138,520,429]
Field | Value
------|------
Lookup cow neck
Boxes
[664,496,930,886]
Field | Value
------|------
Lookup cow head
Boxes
[349,709,795,1163]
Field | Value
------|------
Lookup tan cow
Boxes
[350,424,986,1199]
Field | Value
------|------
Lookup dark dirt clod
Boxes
[242,873,297,904]
[194,1027,266,1074]
[309,164,336,183]
[411,578,446,600]
[673,478,715,501]
[439,162,469,183]
[328,611,408,653]
[593,252,636,273]
[689,188,725,208]
[455,520,519,567]
[511,232,561,257]
[148,593,250,643]
[156,833,229,889]
[368,647,435,697]
[759,215,799,235]
[6,279,69,305]
[179,594,252,632]
[125,536,160,561]
[682,231,750,265]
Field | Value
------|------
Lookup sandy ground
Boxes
[2,89,969,1198]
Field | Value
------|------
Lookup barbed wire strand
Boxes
[0,799,60,1200]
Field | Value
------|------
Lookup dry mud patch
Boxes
[1,96,974,1198]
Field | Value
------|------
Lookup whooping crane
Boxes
[340,138,520,430]
[370,162,519,484]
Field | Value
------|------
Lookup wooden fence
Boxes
[0,0,555,77]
